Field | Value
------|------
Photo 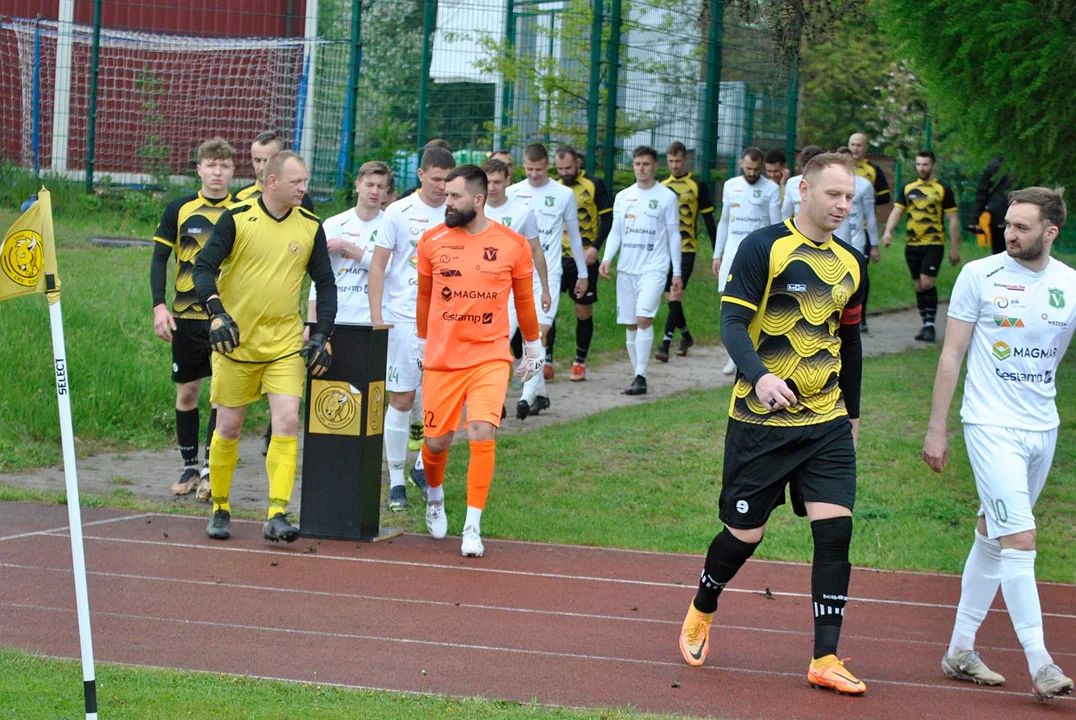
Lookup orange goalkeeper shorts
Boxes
[421,360,510,438]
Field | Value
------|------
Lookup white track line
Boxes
[5,601,1071,702]
[43,532,1076,620]
[3,560,1070,658]
[0,512,151,543]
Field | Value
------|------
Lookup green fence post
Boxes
[894,159,903,195]
[784,22,801,166]
[700,0,724,187]
[602,0,622,187]
[344,0,362,182]
[923,113,932,151]
[500,0,516,145]
[585,0,604,175]
[744,90,755,147]
[417,0,435,150]
[84,0,103,192]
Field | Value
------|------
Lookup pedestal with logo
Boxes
[300,323,398,541]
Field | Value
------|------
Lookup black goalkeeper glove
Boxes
[301,333,332,377]
[205,298,240,354]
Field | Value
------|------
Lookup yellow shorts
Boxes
[421,361,510,438]
[210,352,305,408]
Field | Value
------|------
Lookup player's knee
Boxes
[467,421,497,442]
[574,304,592,320]
[920,276,936,290]
[425,433,452,454]
[214,410,243,440]
[175,381,201,409]
[636,317,653,329]
[271,413,299,437]
[726,524,765,544]
[389,391,415,412]
[998,529,1036,551]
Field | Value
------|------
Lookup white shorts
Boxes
[964,424,1056,539]
[386,320,422,393]
[510,272,558,330]
[616,271,666,324]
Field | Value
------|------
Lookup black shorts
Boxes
[172,317,212,383]
[560,256,599,306]
[905,245,944,280]
[718,417,856,529]
[665,251,696,292]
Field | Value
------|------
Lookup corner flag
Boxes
[3,189,99,719]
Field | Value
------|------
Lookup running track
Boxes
[1,502,1072,719]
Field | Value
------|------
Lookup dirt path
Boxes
[0,306,944,517]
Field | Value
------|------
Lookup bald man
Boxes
[848,133,890,332]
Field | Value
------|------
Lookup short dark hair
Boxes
[491,149,512,160]
[446,164,488,198]
[764,149,786,165]
[253,131,282,149]
[482,158,510,179]
[798,145,825,169]
[1008,187,1067,229]
[524,143,548,163]
[420,146,456,171]
[917,149,937,163]
[265,150,305,180]
[742,146,764,162]
[667,141,687,156]
[424,138,453,152]
[554,145,579,161]
[802,152,855,181]
[632,145,658,161]
[197,137,237,163]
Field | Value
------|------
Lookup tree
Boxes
[878,0,1076,188]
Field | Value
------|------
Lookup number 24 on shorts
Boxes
[387,365,400,385]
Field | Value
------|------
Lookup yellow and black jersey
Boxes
[722,219,865,427]
[560,170,612,254]
[855,159,890,206]
[192,197,336,362]
[661,173,716,253]
[232,181,316,212]
[895,178,957,246]
[151,191,232,319]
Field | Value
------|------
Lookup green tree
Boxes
[878,0,1076,188]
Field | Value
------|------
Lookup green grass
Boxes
[0,648,698,720]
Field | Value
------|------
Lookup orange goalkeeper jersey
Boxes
[417,220,535,371]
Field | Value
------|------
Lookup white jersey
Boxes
[781,174,803,220]
[714,175,782,262]
[375,193,445,323]
[309,208,383,324]
[602,182,682,276]
[948,253,1076,431]
[507,179,586,277]
[484,197,539,241]
[836,175,878,254]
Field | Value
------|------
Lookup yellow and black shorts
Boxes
[210,353,305,408]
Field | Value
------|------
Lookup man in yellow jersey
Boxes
[232,131,316,211]
[848,132,890,207]
[657,141,717,361]
[882,149,961,342]
[193,151,337,542]
[678,153,869,695]
[550,145,612,381]
[150,137,236,501]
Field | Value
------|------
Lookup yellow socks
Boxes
[266,435,299,519]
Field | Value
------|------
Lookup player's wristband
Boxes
[206,298,226,317]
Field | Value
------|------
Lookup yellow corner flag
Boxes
[1,188,58,303]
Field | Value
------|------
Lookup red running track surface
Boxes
[0,501,1072,719]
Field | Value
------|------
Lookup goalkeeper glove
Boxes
[206,298,240,354]
[515,336,545,383]
[301,333,332,377]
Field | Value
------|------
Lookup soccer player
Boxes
[415,164,544,557]
[369,146,455,511]
[656,141,717,361]
[506,143,588,418]
[881,149,961,342]
[308,161,392,329]
[969,155,1012,255]
[192,151,336,542]
[549,145,613,381]
[483,158,551,333]
[150,137,236,500]
[835,146,881,332]
[490,149,514,181]
[232,131,315,212]
[764,148,791,195]
[923,187,1075,701]
[848,133,891,207]
[599,146,682,396]
[713,147,783,375]
[678,152,868,695]
[780,145,824,221]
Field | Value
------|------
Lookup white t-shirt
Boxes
[714,175,782,262]
[507,179,586,277]
[836,175,878,254]
[781,174,803,221]
[484,197,539,241]
[310,208,383,324]
[948,253,1076,431]
[375,193,445,323]
[602,182,682,276]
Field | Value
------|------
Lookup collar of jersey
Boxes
[198,190,231,206]
[787,218,833,248]
[258,196,293,223]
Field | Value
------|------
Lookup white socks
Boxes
[384,406,410,489]
[1000,548,1052,676]
[948,531,1002,656]
[521,367,546,403]
[634,326,654,378]
[427,484,444,503]
[626,329,638,371]
[465,506,483,534]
